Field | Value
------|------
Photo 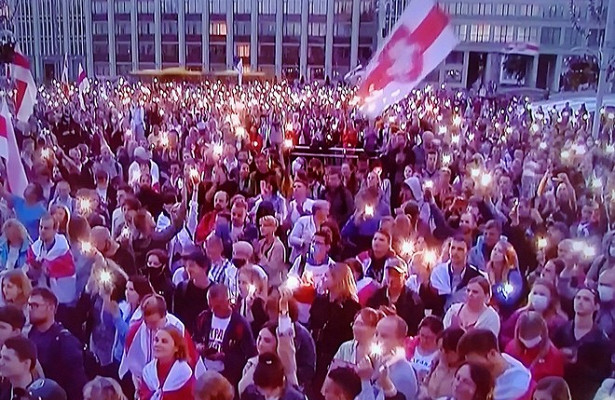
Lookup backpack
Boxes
[56,328,100,380]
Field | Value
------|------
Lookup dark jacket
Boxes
[172,280,212,334]
[367,286,425,336]
[193,310,257,386]
[233,296,268,338]
[320,185,354,227]
[241,383,305,400]
[293,322,316,389]
[28,322,87,400]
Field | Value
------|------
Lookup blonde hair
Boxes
[83,376,127,400]
[329,263,358,303]
[2,219,28,244]
[259,215,278,228]
[238,265,268,298]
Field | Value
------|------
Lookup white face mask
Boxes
[519,336,542,349]
[609,245,615,258]
[598,284,615,303]
[530,293,549,312]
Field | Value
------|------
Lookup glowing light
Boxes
[583,245,596,258]
[370,342,383,357]
[439,126,447,135]
[572,242,584,252]
[286,123,294,132]
[423,250,437,265]
[537,237,548,249]
[364,205,374,217]
[189,168,200,181]
[99,270,112,284]
[248,284,257,296]
[213,143,223,156]
[41,148,52,159]
[606,144,614,154]
[160,134,169,147]
[236,127,246,137]
[424,180,434,190]
[506,126,513,134]
[480,173,492,187]
[561,150,570,159]
[126,129,132,137]
[79,198,92,212]
[539,142,547,150]
[285,276,300,290]
[502,283,514,298]
[401,241,414,256]
[453,115,462,126]
[442,154,451,165]
[531,124,539,133]
[451,135,460,144]
[121,226,131,239]
[471,168,481,178]
[283,138,294,149]
[592,177,603,189]
[81,241,93,254]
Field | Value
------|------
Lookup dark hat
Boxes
[24,379,67,400]
[181,247,211,270]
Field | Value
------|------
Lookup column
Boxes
[202,0,210,71]
[527,55,539,88]
[154,0,161,68]
[62,0,70,62]
[226,0,234,69]
[275,0,283,78]
[483,53,492,85]
[299,0,308,79]
[178,0,186,65]
[552,55,562,92]
[84,0,94,74]
[377,0,387,48]
[324,0,334,79]
[349,0,360,69]
[131,0,139,70]
[251,0,258,71]
[31,0,43,80]
[107,0,117,76]
[461,51,470,88]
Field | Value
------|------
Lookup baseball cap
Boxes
[23,379,67,400]
[181,247,211,269]
[385,257,408,275]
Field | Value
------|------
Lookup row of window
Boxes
[440,1,605,21]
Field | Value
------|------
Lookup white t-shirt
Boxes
[208,315,231,352]
[5,246,20,270]
[410,347,438,375]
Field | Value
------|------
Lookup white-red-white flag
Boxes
[77,63,90,110]
[9,46,37,123]
[0,99,28,197]
[357,0,458,118]
[61,53,69,84]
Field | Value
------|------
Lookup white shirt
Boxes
[494,354,532,400]
[208,315,231,352]
[410,347,438,375]
[128,160,160,186]
[5,245,20,270]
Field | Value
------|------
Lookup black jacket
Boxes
[367,286,425,336]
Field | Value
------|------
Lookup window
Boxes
[186,21,202,35]
[210,0,227,13]
[446,51,464,64]
[284,22,301,36]
[259,22,277,35]
[309,0,327,15]
[493,25,514,43]
[162,21,178,35]
[93,1,107,14]
[115,21,131,35]
[186,0,203,13]
[93,22,108,35]
[259,0,277,14]
[469,24,490,42]
[138,22,155,35]
[588,29,604,46]
[285,0,301,14]
[137,0,155,14]
[516,26,539,42]
[455,24,468,41]
[308,22,326,36]
[335,0,353,14]
[334,23,352,38]
[540,27,561,45]
[210,21,227,35]
[237,44,250,57]
[236,0,251,13]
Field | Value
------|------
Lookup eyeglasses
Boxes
[28,302,45,309]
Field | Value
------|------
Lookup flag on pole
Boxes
[0,98,28,197]
[234,56,243,87]
[61,54,69,84]
[76,63,90,110]
[356,0,458,118]
[502,42,539,56]
[8,45,37,123]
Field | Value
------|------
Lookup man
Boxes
[421,150,439,181]
[128,147,160,188]
[27,288,86,400]
[367,258,424,336]
[227,241,266,301]
[196,191,229,243]
[110,185,135,239]
[0,336,67,400]
[468,220,505,271]
[229,201,258,244]
[194,284,256,386]
[358,315,418,400]
[172,247,213,333]
[458,329,533,400]
[322,367,362,400]
[248,153,271,196]
[91,226,136,276]
[430,235,484,314]
[119,294,204,384]
[47,181,74,214]
[25,214,76,305]
[0,306,25,348]
[288,200,330,263]
[597,268,615,339]
[357,230,397,285]
[205,233,236,286]
[286,171,314,227]
[321,167,353,227]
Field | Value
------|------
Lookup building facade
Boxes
[10,0,610,92]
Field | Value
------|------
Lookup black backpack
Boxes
[55,329,100,380]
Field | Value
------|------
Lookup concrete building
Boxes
[10,0,610,92]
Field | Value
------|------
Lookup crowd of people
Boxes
[0,77,611,400]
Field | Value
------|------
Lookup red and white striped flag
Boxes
[77,62,90,110]
[61,53,69,84]
[503,42,539,56]
[9,46,37,123]
[0,99,28,197]
[357,0,458,118]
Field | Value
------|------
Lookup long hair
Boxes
[533,377,572,400]
[456,363,494,400]
[2,269,32,308]
[2,219,29,246]
[158,326,189,362]
[514,311,551,369]
[329,262,358,303]
[526,278,567,319]
[486,240,519,285]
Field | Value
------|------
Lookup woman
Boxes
[500,279,567,348]
[251,174,288,225]
[1,269,31,312]
[539,259,566,287]
[257,215,286,288]
[321,221,343,262]
[532,377,572,400]
[145,249,175,307]
[0,219,30,270]
[341,189,391,254]
[331,307,382,368]
[423,327,465,399]
[486,241,524,317]
[83,376,127,400]
[404,315,443,381]
[504,312,564,382]
[346,259,379,306]
[443,277,501,336]
[235,266,269,336]
[50,204,70,235]
[439,363,494,400]
[0,182,46,241]
[194,371,234,400]
[309,263,361,396]
[365,168,391,209]
[241,353,304,400]
[138,326,195,400]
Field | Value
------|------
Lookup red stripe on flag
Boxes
[0,115,6,140]
[12,52,30,69]
[14,79,27,115]
[406,6,450,52]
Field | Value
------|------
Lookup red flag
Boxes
[0,99,28,197]
[357,0,458,118]
[9,46,37,123]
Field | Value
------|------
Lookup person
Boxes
[0,219,30,270]
[443,277,501,336]
[457,329,533,400]
[235,266,268,336]
[585,231,615,287]
[251,173,288,225]
[532,377,571,400]
[193,371,234,400]
[1,270,32,314]
[357,315,418,400]
[138,326,195,400]
[172,247,212,334]
[500,279,567,348]
[91,226,136,276]
[468,220,504,272]
[25,214,77,305]
[309,263,361,396]
[227,241,267,301]
[83,376,127,400]
[321,167,354,228]
[144,249,175,307]
[504,312,564,382]
[331,308,383,369]
[404,316,443,381]
[0,183,46,241]
[0,336,65,400]
[423,327,465,399]
[241,353,305,400]
[440,363,495,400]
[322,367,362,400]
[193,284,256,386]
[201,233,235,288]
[346,258,379,306]
[595,267,615,339]
[430,235,485,314]
[551,288,613,400]
[288,200,330,263]
[286,171,314,227]
[485,241,524,317]
[27,288,87,400]
[367,257,424,335]
[257,215,286,288]
[356,230,397,285]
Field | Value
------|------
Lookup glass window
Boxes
[308,22,326,36]
[259,0,277,14]
[309,0,327,15]
[161,0,178,13]
[285,0,301,14]
[210,0,226,14]
[162,21,178,35]
[115,21,131,35]
[540,27,561,45]
[259,22,277,35]
[236,0,251,13]
[234,21,251,36]
[186,0,203,13]
[210,21,227,35]
[138,22,155,34]
[237,44,250,57]
[446,51,464,64]
[284,22,301,36]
